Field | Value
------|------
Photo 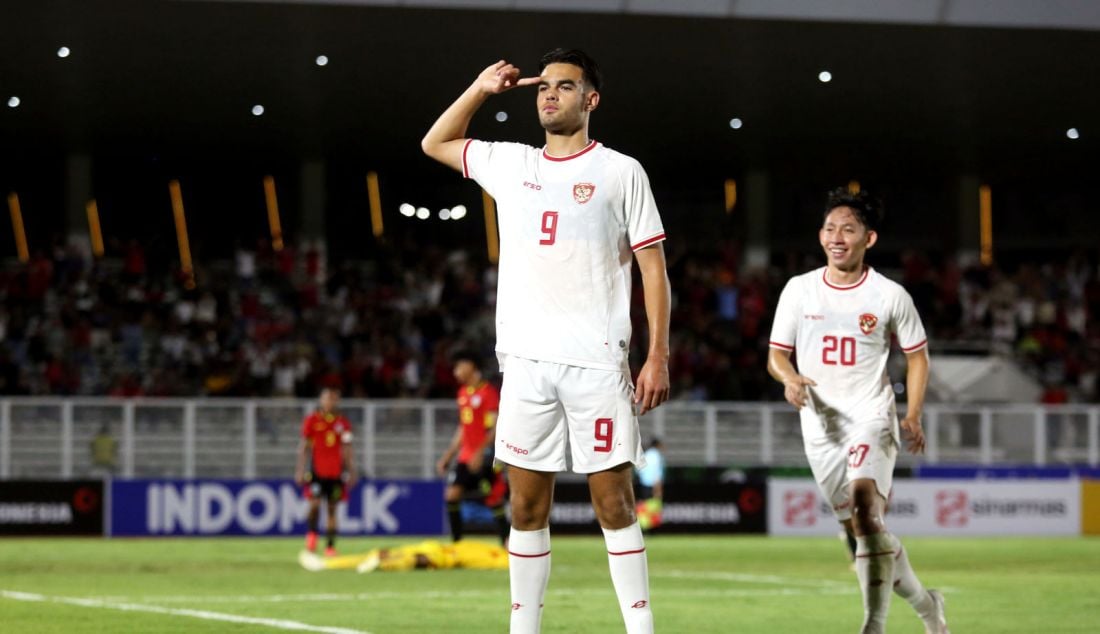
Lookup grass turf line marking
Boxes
[656,569,852,588]
[1,589,371,634]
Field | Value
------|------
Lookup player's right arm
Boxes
[767,348,816,410]
[421,60,539,172]
[436,424,463,477]
[294,438,310,487]
[767,277,816,410]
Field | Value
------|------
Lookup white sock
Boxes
[603,522,653,634]
[855,532,896,634]
[890,536,937,624]
[508,527,551,634]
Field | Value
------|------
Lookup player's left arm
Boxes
[901,347,930,454]
[634,243,671,415]
[341,426,359,489]
[467,408,498,472]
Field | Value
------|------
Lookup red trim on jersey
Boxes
[461,139,474,179]
[769,341,795,351]
[822,267,869,291]
[542,139,598,162]
[508,550,551,558]
[901,339,928,353]
[631,233,666,251]
[608,547,646,556]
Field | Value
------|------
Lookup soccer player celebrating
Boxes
[767,189,949,634]
[436,351,509,545]
[422,49,670,634]
[295,387,357,557]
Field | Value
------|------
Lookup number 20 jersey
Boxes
[768,267,928,440]
[463,139,665,372]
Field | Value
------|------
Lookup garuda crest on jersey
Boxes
[858,313,878,335]
[573,182,596,204]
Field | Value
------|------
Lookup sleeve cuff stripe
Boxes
[461,139,473,179]
[769,341,795,351]
[901,339,928,352]
[631,233,666,251]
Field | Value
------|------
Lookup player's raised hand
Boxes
[635,357,671,415]
[782,375,816,410]
[901,415,926,454]
[476,60,540,95]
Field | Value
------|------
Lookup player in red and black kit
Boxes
[436,351,509,544]
[295,388,357,556]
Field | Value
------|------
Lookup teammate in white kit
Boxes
[767,189,949,634]
[421,49,670,634]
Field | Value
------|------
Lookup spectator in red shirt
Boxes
[295,388,357,556]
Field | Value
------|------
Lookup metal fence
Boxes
[1,398,1097,480]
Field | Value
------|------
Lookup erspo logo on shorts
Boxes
[505,442,530,456]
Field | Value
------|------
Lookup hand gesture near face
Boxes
[476,60,541,95]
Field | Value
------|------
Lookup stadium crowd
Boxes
[1,238,1097,403]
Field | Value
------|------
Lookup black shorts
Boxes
[448,461,495,498]
[635,483,655,501]
[308,474,344,503]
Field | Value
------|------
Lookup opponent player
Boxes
[767,189,949,634]
[436,351,509,545]
[295,387,357,556]
[422,49,670,634]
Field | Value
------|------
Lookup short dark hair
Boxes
[451,350,482,370]
[824,188,884,233]
[539,48,602,92]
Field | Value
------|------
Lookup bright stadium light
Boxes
[57,46,71,58]
[251,104,265,116]
[495,111,508,122]
[439,208,452,220]
[1066,127,1080,140]
[416,207,430,220]
[315,55,329,67]
[729,117,743,130]
[7,96,19,108]
[399,203,415,217]
[818,70,832,83]
[450,204,467,220]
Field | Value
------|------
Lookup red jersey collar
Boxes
[542,139,598,162]
[822,266,870,291]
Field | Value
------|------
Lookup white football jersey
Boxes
[463,139,666,371]
[769,267,928,441]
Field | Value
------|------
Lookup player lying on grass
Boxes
[298,540,508,573]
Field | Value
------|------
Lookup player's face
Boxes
[537,63,599,134]
[453,360,476,385]
[819,206,877,272]
[319,389,339,412]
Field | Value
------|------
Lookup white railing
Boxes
[0,398,1097,480]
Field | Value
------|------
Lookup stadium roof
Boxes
[1,0,1096,181]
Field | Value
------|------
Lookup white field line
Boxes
[76,570,849,606]
[0,589,371,634]
[655,569,853,588]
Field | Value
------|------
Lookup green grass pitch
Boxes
[2,535,1098,632]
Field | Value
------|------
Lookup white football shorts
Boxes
[495,355,645,474]
[803,419,897,521]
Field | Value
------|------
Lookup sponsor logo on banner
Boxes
[768,479,1081,536]
[551,478,767,534]
[783,490,818,527]
[0,481,104,536]
[935,489,969,527]
[110,479,444,537]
